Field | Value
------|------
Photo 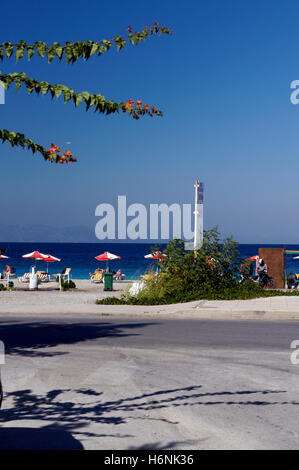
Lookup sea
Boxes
[0,242,299,280]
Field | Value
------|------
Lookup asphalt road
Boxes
[0,315,299,450]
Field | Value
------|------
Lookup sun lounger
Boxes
[62,268,71,281]
[140,271,156,281]
[54,268,72,281]
[36,271,50,283]
[91,271,103,283]
[18,273,30,283]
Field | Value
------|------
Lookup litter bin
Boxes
[29,273,38,290]
[104,272,113,291]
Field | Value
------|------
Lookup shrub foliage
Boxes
[96,228,299,305]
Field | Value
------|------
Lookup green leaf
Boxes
[40,81,49,95]
[35,41,46,58]
[3,43,13,58]
[85,95,95,110]
[90,43,99,56]
[25,79,35,94]
[15,44,25,63]
[65,43,73,64]
[73,93,83,107]
[128,34,135,45]
[114,36,123,51]
[46,47,55,63]
[53,42,63,60]
[14,78,21,91]
[102,40,112,51]
[53,84,63,98]
[64,89,73,103]
[27,46,34,61]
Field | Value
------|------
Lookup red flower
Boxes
[50,142,61,153]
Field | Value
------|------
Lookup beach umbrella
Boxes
[245,255,259,271]
[42,254,61,273]
[144,251,166,273]
[245,255,259,262]
[22,251,48,268]
[95,251,121,272]
[144,251,166,260]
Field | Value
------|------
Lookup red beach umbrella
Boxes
[245,255,259,270]
[43,255,61,262]
[22,251,47,260]
[144,251,166,260]
[95,251,121,272]
[42,254,61,273]
[144,251,166,273]
[245,255,259,262]
[22,251,48,268]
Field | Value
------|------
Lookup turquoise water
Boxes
[0,242,298,280]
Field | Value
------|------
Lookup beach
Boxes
[0,279,131,315]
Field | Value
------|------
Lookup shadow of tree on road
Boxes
[0,425,85,450]
[128,439,203,450]
[0,320,158,356]
[0,384,295,446]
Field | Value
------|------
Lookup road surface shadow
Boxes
[128,439,202,450]
[0,425,84,450]
[0,320,158,357]
[0,385,294,436]
[0,384,296,449]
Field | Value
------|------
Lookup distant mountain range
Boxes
[0,224,97,243]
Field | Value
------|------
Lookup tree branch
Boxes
[0,23,172,64]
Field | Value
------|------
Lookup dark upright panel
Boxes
[258,247,285,289]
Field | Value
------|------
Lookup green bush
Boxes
[96,228,299,306]
[60,279,76,291]
[0,281,15,292]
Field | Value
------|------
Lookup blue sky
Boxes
[1,0,299,243]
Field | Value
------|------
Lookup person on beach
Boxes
[89,267,102,277]
[287,271,297,289]
[257,258,268,286]
[113,269,122,280]
[3,265,12,277]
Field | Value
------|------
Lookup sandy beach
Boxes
[0,279,131,315]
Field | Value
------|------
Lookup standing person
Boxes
[257,258,268,286]
[287,270,297,289]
